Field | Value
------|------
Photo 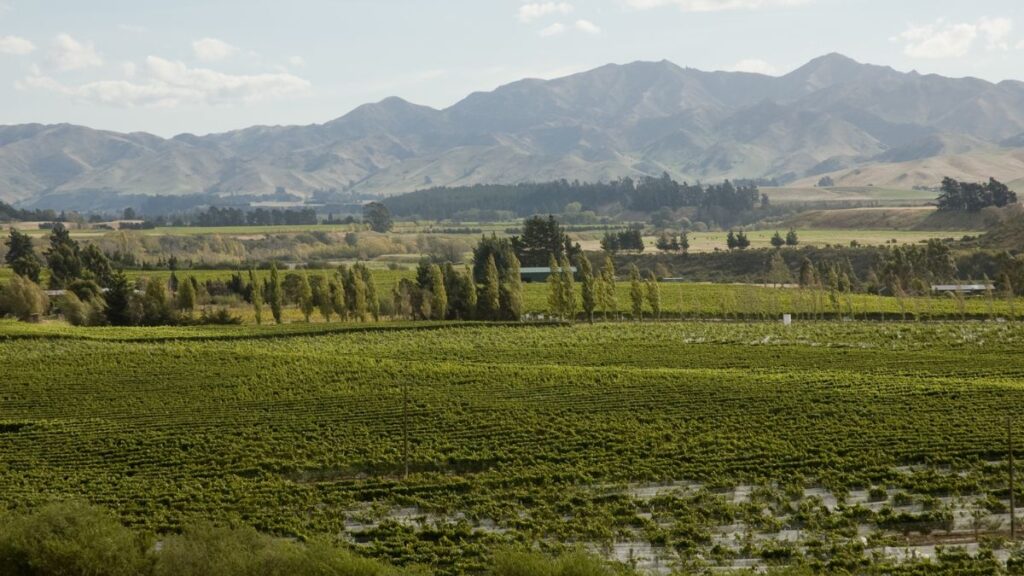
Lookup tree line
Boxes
[937,177,1017,212]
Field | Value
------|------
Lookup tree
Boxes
[141,279,173,326]
[358,264,380,320]
[480,253,501,320]
[770,231,785,249]
[328,275,346,321]
[4,228,41,282]
[560,255,577,322]
[601,255,617,319]
[500,255,523,321]
[268,264,283,324]
[736,230,751,250]
[104,270,133,326]
[249,270,264,325]
[579,256,596,323]
[785,229,799,246]
[679,231,690,254]
[767,251,792,287]
[0,275,48,321]
[80,244,113,286]
[546,254,563,319]
[351,272,368,321]
[428,264,447,320]
[177,275,196,316]
[463,265,478,319]
[655,232,674,253]
[45,223,82,288]
[511,215,581,267]
[817,176,835,187]
[314,276,332,322]
[645,271,661,319]
[726,230,738,250]
[362,202,393,233]
[629,264,644,321]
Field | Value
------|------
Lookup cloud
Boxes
[287,56,306,68]
[539,22,565,36]
[895,18,1014,59]
[624,0,810,12]
[727,58,777,75]
[575,19,601,34]
[518,2,573,23]
[19,55,310,108]
[47,34,102,71]
[0,35,34,55]
[1018,39,1024,50]
[978,17,1013,51]
[192,37,237,62]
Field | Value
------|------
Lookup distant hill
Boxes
[3,53,1024,211]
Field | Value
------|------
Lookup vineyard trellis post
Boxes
[1011,415,1016,540]
[403,381,410,479]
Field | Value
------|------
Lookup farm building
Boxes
[930,284,994,295]
[520,266,577,283]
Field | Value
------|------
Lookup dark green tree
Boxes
[4,228,41,282]
[726,230,738,250]
[511,215,581,267]
[362,202,393,232]
[45,223,82,288]
[785,229,799,246]
[268,263,283,324]
[480,253,501,319]
[249,270,264,325]
[579,255,596,323]
[104,270,133,326]
[770,231,785,249]
[629,264,644,321]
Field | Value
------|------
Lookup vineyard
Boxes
[3,321,1024,573]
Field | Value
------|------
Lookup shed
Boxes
[520,266,577,283]
[930,284,994,295]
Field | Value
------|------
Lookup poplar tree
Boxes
[481,253,501,320]
[645,271,661,319]
[429,264,447,321]
[352,273,368,321]
[630,264,644,321]
[360,265,380,320]
[315,276,333,322]
[560,255,577,322]
[464,265,478,319]
[601,255,617,319]
[547,254,563,319]
[328,275,346,321]
[177,275,196,316]
[579,255,596,323]
[297,273,314,322]
[249,269,264,325]
[501,254,523,321]
[268,263,283,324]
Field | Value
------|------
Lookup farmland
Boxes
[2,320,1024,573]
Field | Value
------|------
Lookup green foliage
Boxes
[429,264,448,321]
[4,228,41,282]
[559,256,576,322]
[511,215,580,267]
[298,273,314,322]
[629,264,643,320]
[644,271,660,319]
[579,255,596,323]
[44,223,82,288]
[0,274,48,321]
[363,202,394,233]
[268,264,283,324]
[249,269,264,325]
[104,270,133,326]
[480,254,501,320]
[0,501,150,576]
[177,276,197,314]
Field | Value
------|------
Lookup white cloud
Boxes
[192,37,237,62]
[895,18,1015,59]
[19,55,310,108]
[47,34,102,71]
[287,56,306,68]
[979,17,1013,51]
[575,19,601,34]
[624,0,810,12]
[518,2,573,23]
[0,35,34,55]
[727,58,777,75]
[539,22,566,36]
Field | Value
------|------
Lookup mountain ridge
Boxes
[3,53,1024,210]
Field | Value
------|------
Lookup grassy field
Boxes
[2,320,1023,573]
[762,186,938,206]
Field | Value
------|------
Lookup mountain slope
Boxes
[3,53,1024,210]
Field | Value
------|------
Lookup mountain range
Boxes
[3,53,1024,211]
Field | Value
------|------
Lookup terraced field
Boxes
[2,321,1024,573]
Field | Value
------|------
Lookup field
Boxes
[762,186,938,206]
[3,320,1024,573]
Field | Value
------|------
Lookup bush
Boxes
[0,501,150,576]
[0,275,49,321]
[197,307,243,325]
[489,549,625,576]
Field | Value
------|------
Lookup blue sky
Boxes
[1,0,1022,136]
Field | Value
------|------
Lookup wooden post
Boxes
[402,382,409,479]
[1011,416,1017,540]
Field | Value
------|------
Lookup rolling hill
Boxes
[2,53,1024,211]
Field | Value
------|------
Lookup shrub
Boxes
[0,501,150,576]
[0,275,49,321]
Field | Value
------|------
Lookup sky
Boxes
[0,0,1022,136]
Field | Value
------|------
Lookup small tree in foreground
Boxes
[0,275,48,321]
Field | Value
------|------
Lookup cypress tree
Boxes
[329,275,346,321]
[645,271,661,320]
[177,275,196,316]
[314,276,332,322]
[501,254,523,321]
[463,265,478,320]
[360,264,380,321]
[104,270,133,326]
[352,273,368,321]
[298,273,314,322]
